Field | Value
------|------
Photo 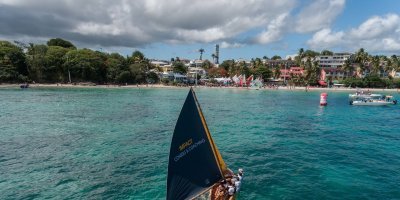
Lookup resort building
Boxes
[319,68,346,86]
[316,53,352,68]
[279,66,304,80]
[265,59,296,68]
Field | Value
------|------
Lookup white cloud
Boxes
[255,13,289,44]
[307,28,345,48]
[0,0,296,47]
[252,0,346,44]
[349,14,400,39]
[295,0,345,33]
[220,41,244,48]
[307,13,400,52]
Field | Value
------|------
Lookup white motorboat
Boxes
[349,93,397,106]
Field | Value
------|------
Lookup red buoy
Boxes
[320,93,328,106]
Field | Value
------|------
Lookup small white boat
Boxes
[349,93,397,106]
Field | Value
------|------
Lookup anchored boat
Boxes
[167,88,241,200]
[349,93,397,106]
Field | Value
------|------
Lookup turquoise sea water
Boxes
[1,87,400,199]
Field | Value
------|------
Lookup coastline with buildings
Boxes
[1,39,400,90]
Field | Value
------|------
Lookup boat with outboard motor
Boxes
[349,92,397,106]
[167,88,242,200]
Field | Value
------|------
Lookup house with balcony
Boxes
[316,53,352,68]
[265,59,296,69]
[279,66,304,80]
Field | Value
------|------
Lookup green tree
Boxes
[128,50,153,83]
[105,53,127,83]
[298,48,304,58]
[64,49,106,83]
[130,50,145,63]
[321,50,333,56]
[370,55,381,76]
[201,60,213,69]
[26,44,48,82]
[253,66,272,80]
[354,48,368,77]
[342,59,353,78]
[173,62,187,74]
[254,58,263,68]
[147,71,159,83]
[271,55,282,60]
[273,66,281,79]
[219,60,236,76]
[44,46,69,82]
[47,38,76,49]
[390,55,399,78]
[295,48,305,66]
[0,41,28,82]
[303,50,320,57]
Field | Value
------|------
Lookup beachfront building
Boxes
[157,64,174,73]
[187,66,207,79]
[265,59,296,68]
[173,73,187,82]
[279,66,304,80]
[316,53,352,68]
[319,68,346,86]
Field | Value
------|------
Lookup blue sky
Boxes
[1,0,400,61]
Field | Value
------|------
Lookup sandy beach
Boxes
[1,83,400,93]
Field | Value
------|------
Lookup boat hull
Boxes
[351,101,394,106]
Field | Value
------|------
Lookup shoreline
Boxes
[1,83,400,93]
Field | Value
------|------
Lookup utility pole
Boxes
[195,62,198,87]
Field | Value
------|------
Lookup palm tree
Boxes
[250,58,255,68]
[370,55,381,76]
[255,58,263,68]
[382,56,391,78]
[354,48,368,77]
[298,48,304,59]
[390,55,399,77]
[295,48,304,66]
[342,59,353,78]
[199,48,204,60]
[273,66,281,79]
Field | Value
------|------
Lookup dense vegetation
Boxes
[0,39,158,84]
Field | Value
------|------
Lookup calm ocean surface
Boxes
[1,87,400,199]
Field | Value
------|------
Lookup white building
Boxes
[316,53,352,68]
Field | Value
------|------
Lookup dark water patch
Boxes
[55,178,76,187]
